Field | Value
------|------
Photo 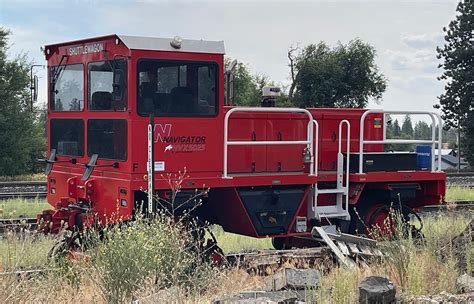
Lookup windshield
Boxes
[50,119,84,156]
[88,119,127,160]
[50,64,84,111]
[88,60,127,111]
[137,60,217,116]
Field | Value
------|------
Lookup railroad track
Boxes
[0,181,47,200]
[446,172,474,177]
[0,217,38,234]
[0,191,47,199]
[0,181,47,187]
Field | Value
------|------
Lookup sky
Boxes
[0,0,459,121]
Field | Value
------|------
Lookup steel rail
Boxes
[0,192,47,200]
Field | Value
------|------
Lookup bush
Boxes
[90,214,215,303]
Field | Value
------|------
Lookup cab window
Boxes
[87,119,127,160]
[137,60,217,116]
[50,64,84,111]
[88,60,127,111]
[50,119,84,156]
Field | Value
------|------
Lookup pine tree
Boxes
[393,119,402,137]
[414,121,432,140]
[401,115,414,138]
[436,0,474,166]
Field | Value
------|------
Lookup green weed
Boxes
[0,197,50,219]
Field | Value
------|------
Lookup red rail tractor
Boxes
[37,35,445,249]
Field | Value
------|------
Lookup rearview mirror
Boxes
[30,64,45,111]
[32,75,39,103]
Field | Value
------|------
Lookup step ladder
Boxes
[312,120,351,221]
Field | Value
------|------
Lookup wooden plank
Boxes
[336,241,350,255]
[347,242,362,255]
[313,226,355,269]
[359,245,374,256]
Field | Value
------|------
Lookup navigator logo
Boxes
[154,124,172,143]
[154,123,206,153]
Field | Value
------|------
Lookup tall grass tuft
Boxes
[89,213,216,303]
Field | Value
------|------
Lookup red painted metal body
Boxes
[38,35,446,242]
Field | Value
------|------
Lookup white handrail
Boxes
[338,120,350,215]
[223,107,315,179]
[358,110,443,174]
[313,120,319,176]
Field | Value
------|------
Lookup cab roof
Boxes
[45,34,225,54]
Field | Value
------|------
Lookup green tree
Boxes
[225,58,291,107]
[393,119,402,137]
[443,127,458,150]
[288,39,387,108]
[225,58,259,106]
[0,28,45,176]
[465,111,474,167]
[401,115,414,138]
[414,121,431,140]
[436,0,474,166]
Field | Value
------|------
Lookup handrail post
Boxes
[432,112,443,172]
[359,111,369,174]
[338,120,350,214]
[223,109,230,179]
[313,120,319,176]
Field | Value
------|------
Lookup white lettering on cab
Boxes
[67,43,104,56]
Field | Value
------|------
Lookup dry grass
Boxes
[0,233,54,272]
[0,207,471,303]
[313,214,472,303]
[1,265,265,304]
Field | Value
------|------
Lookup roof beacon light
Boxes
[170,36,183,49]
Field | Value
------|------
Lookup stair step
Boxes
[315,205,343,213]
[316,212,350,219]
[317,188,346,195]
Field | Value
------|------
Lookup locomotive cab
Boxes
[41,34,229,232]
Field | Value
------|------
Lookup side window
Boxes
[87,119,127,160]
[50,119,84,156]
[50,64,84,111]
[137,60,217,117]
[156,66,187,93]
[198,66,216,113]
[88,60,127,111]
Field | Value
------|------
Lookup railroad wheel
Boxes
[364,204,396,237]
[187,224,225,265]
[48,230,82,260]
[363,204,423,239]
[271,237,286,250]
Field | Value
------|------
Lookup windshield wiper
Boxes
[38,149,77,175]
[51,55,68,94]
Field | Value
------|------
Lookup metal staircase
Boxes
[312,120,351,221]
